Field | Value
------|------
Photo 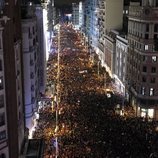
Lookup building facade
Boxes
[0,0,25,157]
[35,4,46,95]
[126,0,158,119]
[104,31,118,77]
[96,0,123,67]
[72,3,79,29]
[0,16,9,158]
[21,3,39,135]
[114,34,128,95]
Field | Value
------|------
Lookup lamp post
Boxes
[97,60,100,76]
[104,73,106,88]
[54,23,60,158]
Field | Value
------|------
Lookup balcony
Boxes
[98,42,104,52]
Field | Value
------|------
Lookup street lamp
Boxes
[104,73,106,88]
[54,23,61,158]
[97,60,101,76]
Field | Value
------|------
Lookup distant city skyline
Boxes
[55,0,84,6]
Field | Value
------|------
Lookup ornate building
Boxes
[126,0,158,119]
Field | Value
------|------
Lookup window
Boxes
[141,87,145,95]
[33,26,35,35]
[0,131,6,141]
[30,72,34,79]
[0,38,2,49]
[143,66,147,72]
[0,60,2,71]
[142,56,147,61]
[146,24,149,32]
[0,153,5,158]
[0,78,3,90]
[0,113,5,126]
[145,34,149,39]
[142,76,146,82]
[0,95,4,108]
[150,88,154,96]
[0,0,5,11]
[154,34,157,39]
[154,39,158,51]
[145,45,148,50]
[154,24,158,32]
[31,97,35,104]
[151,78,156,83]
[31,85,34,91]
[151,67,156,73]
[152,56,157,62]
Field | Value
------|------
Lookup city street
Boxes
[34,24,158,158]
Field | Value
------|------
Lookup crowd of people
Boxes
[33,24,158,158]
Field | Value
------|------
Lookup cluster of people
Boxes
[34,24,158,158]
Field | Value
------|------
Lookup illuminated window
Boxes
[0,78,3,90]
[152,56,157,62]
[148,109,154,118]
[141,87,145,95]
[145,45,148,50]
[150,88,154,96]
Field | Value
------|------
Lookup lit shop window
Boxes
[150,88,154,96]
[148,109,154,118]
